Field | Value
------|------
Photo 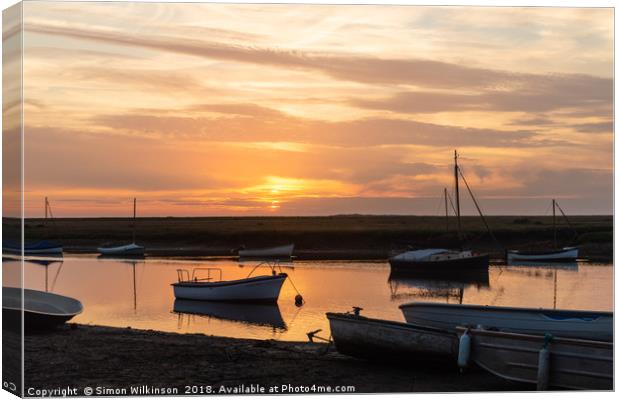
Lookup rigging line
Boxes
[457,168,503,250]
[446,191,458,217]
[554,201,578,241]
[50,261,64,292]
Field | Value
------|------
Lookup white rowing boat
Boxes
[506,247,578,262]
[457,327,612,390]
[327,311,457,363]
[3,287,83,330]
[238,244,294,259]
[172,267,287,302]
[97,242,145,257]
[400,302,612,341]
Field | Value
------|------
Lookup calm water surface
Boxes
[3,256,613,341]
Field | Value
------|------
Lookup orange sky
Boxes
[6,2,614,216]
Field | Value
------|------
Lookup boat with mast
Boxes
[389,150,490,271]
[97,198,145,257]
[506,199,578,262]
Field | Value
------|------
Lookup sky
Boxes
[8,1,614,217]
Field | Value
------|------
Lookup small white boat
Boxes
[3,287,83,330]
[172,267,287,302]
[97,242,145,257]
[389,249,489,271]
[506,247,578,262]
[400,302,612,341]
[238,244,294,259]
[98,198,145,257]
[457,327,612,390]
[327,310,457,363]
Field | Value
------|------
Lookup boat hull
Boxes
[400,302,613,341]
[389,253,489,272]
[3,240,63,256]
[327,312,457,363]
[97,243,145,257]
[238,244,294,259]
[172,274,287,302]
[507,247,578,262]
[2,287,83,331]
[458,327,613,390]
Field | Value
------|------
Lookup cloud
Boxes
[26,21,612,95]
[90,107,554,149]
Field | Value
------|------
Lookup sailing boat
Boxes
[389,151,490,271]
[506,199,578,262]
[3,197,64,255]
[97,198,145,257]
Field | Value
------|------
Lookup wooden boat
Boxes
[457,327,613,390]
[173,299,286,329]
[172,267,287,302]
[97,242,145,257]
[238,244,294,259]
[2,287,83,330]
[389,151,492,271]
[3,240,63,256]
[400,302,612,341]
[507,199,578,262]
[507,247,578,263]
[327,311,457,363]
[98,198,145,257]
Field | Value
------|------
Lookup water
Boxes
[3,256,613,341]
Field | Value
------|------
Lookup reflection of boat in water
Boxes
[3,287,83,331]
[388,269,489,303]
[173,299,286,329]
[327,310,456,363]
[505,260,578,270]
[238,244,294,259]
[457,327,612,390]
[400,302,613,341]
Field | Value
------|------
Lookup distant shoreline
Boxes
[4,215,613,261]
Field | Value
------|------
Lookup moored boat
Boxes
[389,249,489,271]
[507,247,578,263]
[172,267,287,302]
[457,327,613,390]
[506,199,579,262]
[2,287,83,330]
[327,311,457,363]
[98,198,145,257]
[2,240,64,256]
[238,244,294,259]
[97,242,145,257]
[400,302,612,341]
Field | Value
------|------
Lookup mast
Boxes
[552,198,556,249]
[132,198,137,244]
[45,197,48,220]
[454,150,462,238]
[444,188,449,232]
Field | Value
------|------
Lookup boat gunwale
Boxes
[326,312,455,336]
[399,302,613,318]
[172,273,287,288]
[456,326,613,348]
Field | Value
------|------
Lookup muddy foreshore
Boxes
[7,324,531,395]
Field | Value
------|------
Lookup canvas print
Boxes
[1,1,614,397]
